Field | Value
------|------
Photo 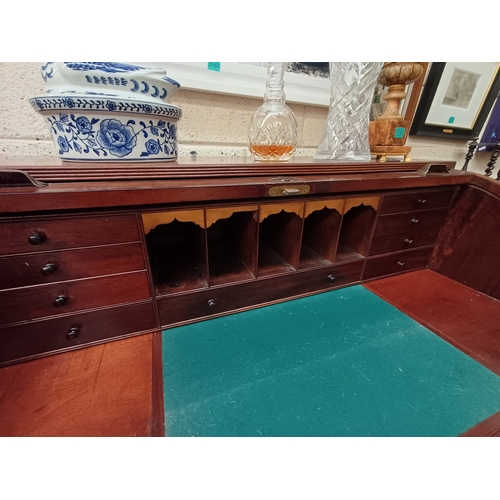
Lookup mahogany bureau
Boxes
[0,157,498,367]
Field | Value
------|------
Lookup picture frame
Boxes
[478,93,500,151]
[401,62,429,124]
[127,62,331,107]
[410,62,500,140]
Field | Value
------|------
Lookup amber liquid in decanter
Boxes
[248,62,298,162]
[249,144,296,158]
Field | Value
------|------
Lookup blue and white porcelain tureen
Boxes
[30,62,182,162]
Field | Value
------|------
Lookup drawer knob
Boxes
[41,263,58,276]
[417,199,427,204]
[207,299,217,308]
[404,238,414,245]
[411,218,419,224]
[397,261,405,266]
[28,232,46,245]
[66,327,80,340]
[53,294,69,308]
[326,274,336,282]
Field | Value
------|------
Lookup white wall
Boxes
[0,62,494,174]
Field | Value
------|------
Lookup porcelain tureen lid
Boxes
[38,62,180,104]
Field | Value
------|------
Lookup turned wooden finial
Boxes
[377,63,424,121]
[369,63,425,162]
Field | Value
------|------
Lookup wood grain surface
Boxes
[430,185,500,300]
[0,170,471,215]
[0,157,455,182]
[0,334,154,437]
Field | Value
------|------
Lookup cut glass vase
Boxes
[315,62,384,161]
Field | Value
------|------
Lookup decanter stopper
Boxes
[248,62,298,161]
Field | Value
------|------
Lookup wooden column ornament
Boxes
[486,141,500,178]
[370,63,424,162]
[462,135,480,171]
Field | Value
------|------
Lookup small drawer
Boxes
[368,228,441,256]
[0,300,156,366]
[362,247,434,281]
[0,271,151,326]
[0,243,146,290]
[158,260,363,327]
[379,188,456,215]
[0,214,141,256]
[373,208,449,236]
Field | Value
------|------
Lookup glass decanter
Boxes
[248,62,298,161]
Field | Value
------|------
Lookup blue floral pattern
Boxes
[106,100,117,111]
[63,98,75,108]
[57,136,70,153]
[30,96,181,119]
[46,113,177,159]
[145,139,160,155]
[96,119,137,157]
[65,62,146,73]
[75,116,92,133]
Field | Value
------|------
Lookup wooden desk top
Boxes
[0,156,479,214]
[0,156,457,181]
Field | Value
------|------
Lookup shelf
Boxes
[298,245,333,270]
[335,245,364,264]
[299,203,343,269]
[208,240,255,286]
[146,219,208,296]
[258,208,302,277]
[338,201,378,257]
[257,242,296,278]
[206,209,258,286]
[154,247,208,296]
[144,197,379,296]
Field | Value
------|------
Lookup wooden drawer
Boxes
[369,228,441,256]
[0,214,141,256]
[0,243,146,290]
[373,208,449,236]
[0,271,151,326]
[158,260,363,327]
[0,300,156,366]
[379,188,456,215]
[362,247,434,281]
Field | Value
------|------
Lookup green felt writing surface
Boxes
[162,285,500,436]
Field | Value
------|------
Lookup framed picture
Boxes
[127,62,331,107]
[478,93,500,151]
[410,62,500,140]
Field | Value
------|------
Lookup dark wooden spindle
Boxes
[462,134,480,171]
[485,141,500,177]
[495,143,500,181]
